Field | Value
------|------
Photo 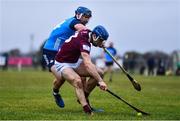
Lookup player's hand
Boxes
[99,41,105,48]
[98,81,107,91]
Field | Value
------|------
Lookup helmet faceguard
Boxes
[91,25,109,47]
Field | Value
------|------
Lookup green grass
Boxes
[0,70,180,120]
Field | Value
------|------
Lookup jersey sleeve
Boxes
[69,18,81,30]
[80,40,91,54]
[79,30,91,54]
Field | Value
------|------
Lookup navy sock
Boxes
[53,88,59,95]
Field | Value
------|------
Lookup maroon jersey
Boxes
[55,29,91,63]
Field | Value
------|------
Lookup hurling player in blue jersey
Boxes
[104,42,117,82]
[42,6,92,108]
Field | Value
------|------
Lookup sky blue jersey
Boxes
[43,17,81,51]
[105,47,117,62]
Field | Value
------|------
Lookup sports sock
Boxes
[53,88,59,95]
[83,104,92,114]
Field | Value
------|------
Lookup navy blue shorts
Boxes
[42,49,57,71]
[105,62,114,67]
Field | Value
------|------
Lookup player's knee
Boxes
[74,77,83,89]
[81,77,86,81]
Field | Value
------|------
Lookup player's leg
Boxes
[83,67,104,94]
[84,67,104,112]
[105,62,114,82]
[109,65,113,82]
[75,62,95,95]
[42,49,65,108]
[61,67,92,115]
[51,65,65,108]
[75,62,104,112]
[103,62,111,81]
[77,76,96,107]
[103,62,108,75]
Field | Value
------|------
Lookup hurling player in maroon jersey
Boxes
[54,25,109,115]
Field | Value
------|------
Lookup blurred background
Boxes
[0,0,180,75]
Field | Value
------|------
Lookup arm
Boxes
[81,52,103,82]
[81,52,107,90]
[74,24,88,31]
[70,19,88,31]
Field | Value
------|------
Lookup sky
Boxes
[0,0,180,56]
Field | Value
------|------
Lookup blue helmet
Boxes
[92,25,109,40]
[75,6,92,17]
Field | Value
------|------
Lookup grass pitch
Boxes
[0,70,180,120]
